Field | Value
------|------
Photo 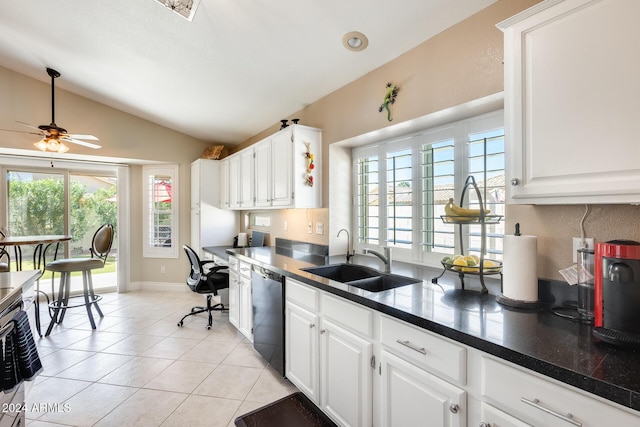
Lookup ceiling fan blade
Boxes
[65,134,99,141]
[60,137,102,149]
[16,120,44,131]
[0,128,43,136]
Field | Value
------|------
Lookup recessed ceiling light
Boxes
[342,31,368,52]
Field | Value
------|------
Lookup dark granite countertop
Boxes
[226,246,640,412]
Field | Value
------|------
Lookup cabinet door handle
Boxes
[511,178,520,186]
[320,329,326,334]
[521,398,582,426]
[396,339,427,355]
[309,324,316,329]
[449,404,459,414]
[479,423,490,427]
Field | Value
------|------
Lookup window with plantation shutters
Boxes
[142,164,179,258]
[353,111,504,266]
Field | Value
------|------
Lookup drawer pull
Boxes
[521,398,582,427]
[396,339,427,355]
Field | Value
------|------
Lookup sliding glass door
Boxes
[5,168,117,292]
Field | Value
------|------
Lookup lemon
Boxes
[453,258,467,267]
[461,266,479,272]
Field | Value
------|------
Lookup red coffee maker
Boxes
[593,240,640,347]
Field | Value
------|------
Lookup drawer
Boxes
[380,315,466,385]
[480,402,532,427]
[286,278,318,312]
[482,356,640,427]
[228,256,239,272]
[321,293,373,338]
[239,261,252,278]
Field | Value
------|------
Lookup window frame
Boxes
[142,164,179,258]
[352,110,504,267]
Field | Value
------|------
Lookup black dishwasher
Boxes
[251,265,285,376]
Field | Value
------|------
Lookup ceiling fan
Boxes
[1,67,101,153]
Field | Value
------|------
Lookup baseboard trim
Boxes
[128,281,185,292]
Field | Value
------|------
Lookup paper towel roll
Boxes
[237,232,248,247]
[502,234,538,302]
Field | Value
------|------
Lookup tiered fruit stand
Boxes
[432,176,503,293]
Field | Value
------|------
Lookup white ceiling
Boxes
[0,0,496,145]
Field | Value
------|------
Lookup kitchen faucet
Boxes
[337,228,355,264]
[363,247,391,273]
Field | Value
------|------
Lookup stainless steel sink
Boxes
[302,263,421,292]
[302,263,380,282]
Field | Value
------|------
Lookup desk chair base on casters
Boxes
[177,289,228,330]
[179,245,230,330]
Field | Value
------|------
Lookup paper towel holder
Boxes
[496,223,542,309]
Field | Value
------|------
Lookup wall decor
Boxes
[304,141,314,187]
[378,82,399,121]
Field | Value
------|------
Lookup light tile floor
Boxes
[25,290,298,426]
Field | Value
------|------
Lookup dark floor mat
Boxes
[234,392,337,427]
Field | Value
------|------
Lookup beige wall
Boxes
[0,66,212,285]
[239,0,640,281]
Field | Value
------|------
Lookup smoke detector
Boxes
[154,0,201,21]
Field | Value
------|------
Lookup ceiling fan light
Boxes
[57,142,70,153]
[46,138,60,151]
[34,140,48,151]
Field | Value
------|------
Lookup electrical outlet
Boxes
[283,221,288,231]
[160,265,166,274]
[315,222,324,235]
[308,223,313,234]
[572,237,595,262]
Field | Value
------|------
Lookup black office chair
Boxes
[178,245,229,330]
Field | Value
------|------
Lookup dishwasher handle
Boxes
[252,264,283,282]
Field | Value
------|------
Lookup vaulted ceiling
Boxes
[0,0,495,145]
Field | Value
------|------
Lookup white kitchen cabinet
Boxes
[219,157,230,209]
[254,139,272,207]
[481,355,640,427]
[221,124,322,210]
[238,260,253,341]
[228,256,240,329]
[479,402,532,427]
[498,0,640,204]
[285,278,373,427]
[320,319,373,427]
[381,350,466,427]
[228,154,241,209]
[239,149,255,209]
[228,269,239,329]
[285,301,319,402]
[190,159,238,257]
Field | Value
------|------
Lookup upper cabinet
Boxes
[222,124,322,210]
[498,0,640,204]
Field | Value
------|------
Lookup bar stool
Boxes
[44,224,114,336]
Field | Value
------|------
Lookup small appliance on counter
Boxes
[594,239,640,347]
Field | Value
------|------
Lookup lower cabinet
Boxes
[285,301,319,402]
[481,356,640,427]
[227,256,252,341]
[381,350,466,427]
[320,318,373,427]
[285,279,374,427]
[479,402,532,427]
[228,270,239,329]
[285,278,640,427]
